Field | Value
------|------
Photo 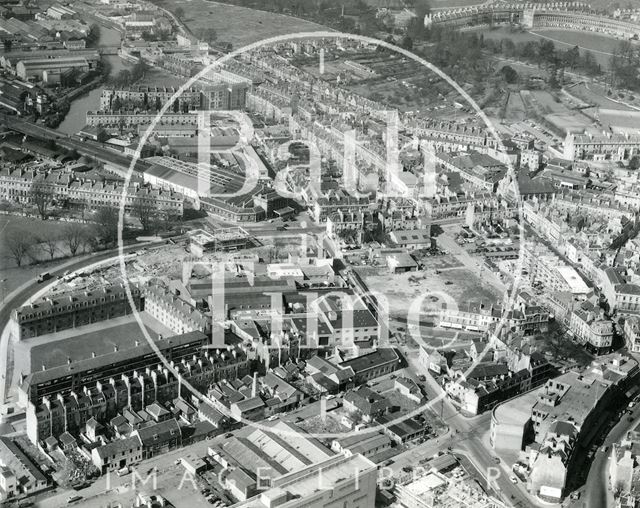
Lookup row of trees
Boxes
[609,40,640,91]
[5,223,93,267]
[109,61,150,88]
[4,199,175,268]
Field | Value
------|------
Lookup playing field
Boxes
[161,0,330,48]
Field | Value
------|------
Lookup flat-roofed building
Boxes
[229,453,377,508]
[490,354,639,502]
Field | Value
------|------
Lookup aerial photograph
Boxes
[1,0,640,507]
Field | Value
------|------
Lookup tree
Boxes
[87,23,100,46]
[500,65,518,84]
[93,207,120,245]
[501,38,515,57]
[537,40,556,68]
[500,65,519,85]
[175,7,184,19]
[401,35,413,51]
[40,231,60,260]
[112,95,122,112]
[114,69,132,87]
[63,223,89,256]
[196,28,217,43]
[132,195,157,232]
[131,61,149,82]
[629,155,640,170]
[581,50,600,76]
[564,45,580,69]
[3,39,11,52]
[6,232,35,267]
[29,180,55,220]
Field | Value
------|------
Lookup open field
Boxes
[430,0,486,8]
[363,267,502,318]
[159,0,329,48]
[568,82,640,111]
[473,26,624,68]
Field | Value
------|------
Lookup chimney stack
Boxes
[251,372,258,398]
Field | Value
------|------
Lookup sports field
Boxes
[161,0,330,48]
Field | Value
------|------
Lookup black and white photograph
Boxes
[0,0,640,507]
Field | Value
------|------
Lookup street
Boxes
[582,404,640,508]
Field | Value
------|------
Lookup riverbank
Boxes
[56,25,130,135]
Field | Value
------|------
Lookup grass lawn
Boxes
[474,26,621,69]
[0,216,75,294]
[160,0,330,48]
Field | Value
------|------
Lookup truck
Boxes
[117,466,131,477]
[36,272,51,283]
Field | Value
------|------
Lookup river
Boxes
[56,26,131,135]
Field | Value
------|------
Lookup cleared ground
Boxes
[160,0,329,47]
[363,267,502,319]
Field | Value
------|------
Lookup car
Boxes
[601,446,608,453]
[67,496,83,504]
[509,476,518,484]
[174,459,181,466]
[267,415,279,421]
[570,492,581,500]
[493,457,500,464]
[418,375,426,382]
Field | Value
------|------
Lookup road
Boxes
[582,404,640,508]
[397,350,537,507]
